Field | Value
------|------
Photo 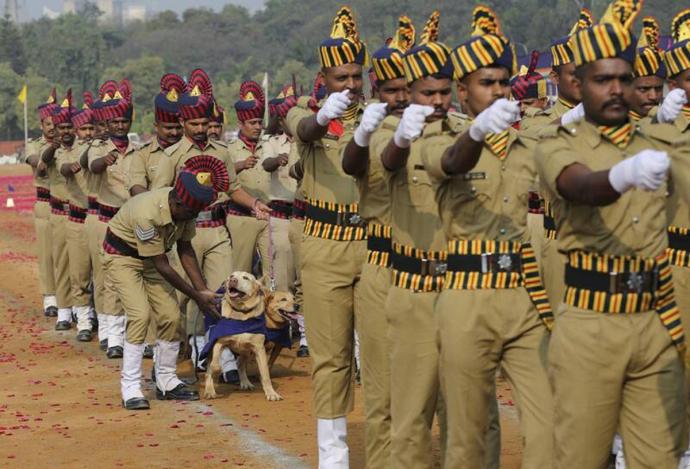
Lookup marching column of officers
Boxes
[19,1,690,468]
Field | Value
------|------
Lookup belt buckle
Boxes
[63,203,70,212]
[337,211,363,227]
[421,258,447,277]
[196,210,213,222]
[481,253,493,273]
[610,271,645,294]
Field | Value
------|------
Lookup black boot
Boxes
[143,344,154,359]
[99,339,108,351]
[297,345,310,357]
[122,397,150,410]
[156,384,199,401]
[220,370,240,385]
[76,329,93,342]
[107,346,123,359]
[55,321,71,331]
[45,306,58,317]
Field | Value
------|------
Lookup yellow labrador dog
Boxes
[203,272,282,401]
[264,290,296,368]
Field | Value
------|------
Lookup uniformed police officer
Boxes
[23,89,59,317]
[535,1,688,465]
[285,7,368,466]
[106,156,228,410]
[88,80,138,358]
[208,99,225,142]
[627,17,666,123]
[340,15,414,468]
[425,6,554,467]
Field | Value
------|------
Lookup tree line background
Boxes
[0,0,680,139]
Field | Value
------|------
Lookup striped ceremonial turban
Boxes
[665,8,690,77]
[234,81,265,122]
[269,85,298,118]
[71,91,95,129]
[372,15,416,82]
[211,100,226,124]
[155,73,185,123]
[178,69,214,120]
[511,51,548,100]
[572,0,643,67]
[634,17,666,78]
[37,88,58,121]
[101,80,134,120]
[319,6,368,68]
[174,155,230,211]
[402,10,452,84]
[450,5,517,81]
[51,89,77,125]
[551,8,596,67]
[92,81,118,122]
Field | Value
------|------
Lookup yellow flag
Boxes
[17,84,27,104]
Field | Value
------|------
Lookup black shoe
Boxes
[99,339,108,351]
[55,321,71,331]
[220,370,240,385]
[297,345,309,357]
[71,311,77,323]
[76,329,93,342]
[90,316,98,333]
[45,306,58,317]
[106,346,123,359]
[156,384,199,401]
[355,367,361,385]
[122,397,150,410]
[143,345,154,359]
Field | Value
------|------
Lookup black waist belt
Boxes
[226,200,252,217]
[390,251,447,277]
[447,252,523,274]
[104,229,143,260]
[50,198,69,212]
[292,200,306,219]
[69,206,87,221]
[367,234,392,254]
[99,204,119,219]
[669,230,690,253]
[305,203,366,228]
[269,200,293,219]
[565,264,658,295]
[36,187,50,201]
[88,198,99,211]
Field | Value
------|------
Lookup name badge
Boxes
[463,172,486,181]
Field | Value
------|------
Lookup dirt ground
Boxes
[0,164,522,468]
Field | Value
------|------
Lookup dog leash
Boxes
[267,214,276,292]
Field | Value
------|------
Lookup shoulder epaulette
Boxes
[639,121,685,146]
[447,111,471,133]
[537,123,565,139]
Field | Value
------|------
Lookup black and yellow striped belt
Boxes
[390,243,446,292]
[543,201,557,240]
[366,223,391,268]
[303,199,366,242]
[667,226,690,268]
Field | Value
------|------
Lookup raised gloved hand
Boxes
[608,149,670,193]
[316,91,352,126]
[656,88,688,124]
[353,102,388,147]
[393,104,435,148]
[560,102,586,126]
[468,98,521,142]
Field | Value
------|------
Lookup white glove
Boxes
[316,91,352,126]
[353,102,388,147]
[560,102,585,126]
[468,98,521,142]
[656,88,688,124]
[393,104,435,148]
[608,149,670,193]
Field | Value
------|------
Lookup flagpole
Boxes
[23,92,28,148]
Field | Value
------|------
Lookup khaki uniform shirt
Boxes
[228,136,270,201]
[359,123,394,227]
[88,139,138,208]
[520,98,573,132]
[55,140,91,209]
[23,136,51,189]
[536,119,685,259]
[46,144,72,202]
[108,188,196,258]
[261,133,299,202]
[424,120,539,243]
[128,139,170,192]
[152,137,240,203]
[285,100,362,205]
[373,115,446,252]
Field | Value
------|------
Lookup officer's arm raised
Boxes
[439,131,484,175]
[554,163,621,206]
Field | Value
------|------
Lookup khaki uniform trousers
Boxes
[35,201,55,296]
[542,236,566,310]
[103,253,180,344]
[671,265,690,426]
[91,217,122,318]
[85,214,104,314]
[436,288,553,469]
[65,219,92,307]
[550,306,687,469]
[288,217,305,309]
[300,235,366,418]
[186,225,233,335]
[385,286,446,468]
[50,212,72,309]
[358,263,392,468]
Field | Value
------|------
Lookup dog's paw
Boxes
[265,390,283,401]
[240,381,255,391]
[203,388,218,399]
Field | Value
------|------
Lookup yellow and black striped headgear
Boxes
[401,11,452,84]
[551,8,596,67]
[634,17,667,78]
[450,5,517,81]
[319,7,368,69]
[665,8,690,77]
[572,0,643,67]
[372,16,416,82]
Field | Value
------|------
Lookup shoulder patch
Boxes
[135,224,157,241]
